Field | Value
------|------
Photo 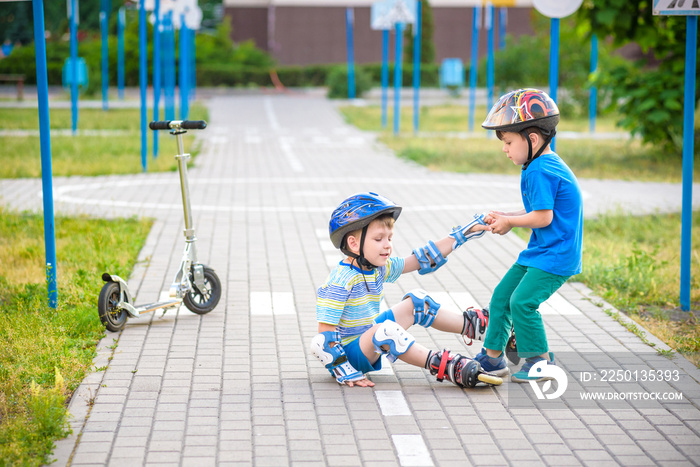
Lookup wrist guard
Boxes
[310,331,364,384]
[449,213,487,250]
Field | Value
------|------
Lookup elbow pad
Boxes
[412,240,447,275]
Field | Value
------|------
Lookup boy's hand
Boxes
[488,212,513,235]
[345,377,375,388]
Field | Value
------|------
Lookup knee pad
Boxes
[372,321,415,363]
[403,289,441,328]
[413,240,448,275]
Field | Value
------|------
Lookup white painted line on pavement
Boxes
[250,292,297,316]
[392,435,434,467]
[375,390,411,416]
[264,97,279,131]
[279,138,304,173]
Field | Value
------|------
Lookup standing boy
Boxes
[474,88,583,382]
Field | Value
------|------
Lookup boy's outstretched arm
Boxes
[403,214,490,274]
[486,209,553,236]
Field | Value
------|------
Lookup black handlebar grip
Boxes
[181,120,207,130]
[149,121,171,130]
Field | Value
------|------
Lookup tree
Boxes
[579,0,699,154]
[403,0,435,64]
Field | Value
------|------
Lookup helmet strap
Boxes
[522,129,556,171]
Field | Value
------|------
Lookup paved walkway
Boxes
[1,92,700,466]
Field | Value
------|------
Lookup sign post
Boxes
[33,0,58,308]
[468,6,480,133]
[346,8,356,99]
[532,0,583,151]
[653,0,700,311]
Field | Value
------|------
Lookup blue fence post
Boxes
[589,33,598,133]
[33,0,58,309]
[153,0,161,159]
[393,22,404,136]
[70,0,78,134]
[549,17,559,151]
[486,3,494,137]
[468,6,480,133]
[680,15,697,311]
[499,7,507,50]
[100,0,109,111]
[164,12,175,120]
[381,29,389,129]
[413,1,422,134]
[179,16,190,120]
[139,0,147,172]
[190,27,196,100]
[118,7,125,100]
[346,8,356,99]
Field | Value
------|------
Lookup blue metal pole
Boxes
[393,22,404,136]
[468,6,480,133]
[680,15,696,311]
[153,0,161,159]
[164,13,175,120]
[179,16,190,120]
[190,27,196,100]
[589,33,598,133]
[139,0,147,172]
[499,7,506,50]
[381,29,389,129]
[118,7,125,100]
[549,17,559,151]
[346,8,356,99]
[413,1,422,134]
[70,0,78,134]
[486,4,495,133]
[32,0,58,309]
[100,0,109,111]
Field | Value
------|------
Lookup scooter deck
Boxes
[134,299,183,315]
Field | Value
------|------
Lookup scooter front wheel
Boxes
[183,266,221,315]
[98,281,129,332]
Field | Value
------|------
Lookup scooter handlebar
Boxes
[149,120,207,131]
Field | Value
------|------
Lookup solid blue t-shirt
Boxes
[518,153,583,276]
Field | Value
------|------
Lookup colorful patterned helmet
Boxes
[482,88,559,134]
[329,192,402,253]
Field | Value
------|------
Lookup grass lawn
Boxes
[0,209,152,465]
[0,105,208,178]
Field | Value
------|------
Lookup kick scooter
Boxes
[98,120,222,332]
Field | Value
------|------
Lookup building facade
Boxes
[223,0,536,66]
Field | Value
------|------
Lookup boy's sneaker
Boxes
[473,348,509,376]
[511,352,556,383]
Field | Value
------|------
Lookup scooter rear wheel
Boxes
[98,281,128,332]
[183,266,221,314]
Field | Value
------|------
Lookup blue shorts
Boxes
[343,309,395,374]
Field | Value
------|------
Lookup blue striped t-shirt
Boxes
[316,257,405,345]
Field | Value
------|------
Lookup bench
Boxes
[0,74,24,101]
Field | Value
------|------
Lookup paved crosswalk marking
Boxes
[392,435,434,467]
[375,390,412,416]
[250,291,296,316]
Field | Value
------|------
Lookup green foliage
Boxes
[403,0,436,64]
[580,0,699,154]
[326,66,373,99]
[482,13,627,117]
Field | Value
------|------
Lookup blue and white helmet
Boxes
[329,192,402,256]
